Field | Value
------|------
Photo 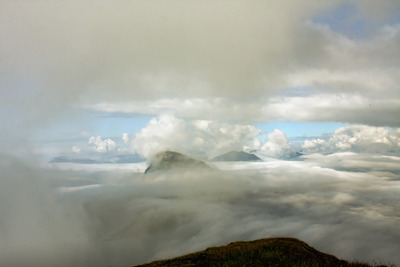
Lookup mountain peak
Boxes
[145,151,211,174]
[211,151,262,162]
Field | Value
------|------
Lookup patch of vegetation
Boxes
[134,237,392,267]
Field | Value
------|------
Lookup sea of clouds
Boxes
[1,1,400,266]
[1,152,399,267]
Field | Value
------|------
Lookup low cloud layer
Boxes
[1,152,400,266]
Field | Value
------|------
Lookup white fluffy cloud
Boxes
[302,125,400,154]
[125,115,262,159]
[122,133,129,144]
[88,136,116,153]
[100,120,400,160]
[71,146,81,154]
[259,129,291,158]
[302,138,326,150]
[123,115,299,160]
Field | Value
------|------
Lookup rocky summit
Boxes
[144,151,212,174]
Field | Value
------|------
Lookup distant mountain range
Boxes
[211,151,262,162]
[145,151,212,174]
[50,154,145,164]
[135,237,381,267]
[50,150,304,166]
[282,151,304,160]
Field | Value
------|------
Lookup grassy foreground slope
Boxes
[135,237,389,267]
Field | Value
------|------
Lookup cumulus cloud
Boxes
[121,133,129,145]
[303,138,326,150]
[71,146,81,154]
[82,121,400,161]
[302,125,400,154]
[88,136,116,153]
[259,129,291,158]
[125,115,261,159]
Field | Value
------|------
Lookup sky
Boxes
[1,1,400,266]
[1,0,400,161]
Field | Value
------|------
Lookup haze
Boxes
[1,1,399,266]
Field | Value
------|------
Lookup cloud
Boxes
[302,152,400,176]
[125,115,261,159]
[3,152,400,266]
[85,98,262,123]
[302,125,400,154]
[259,129,291,158]
[0,155,97,267]
[49,119,400,164]
[88,136,116,153]
[85,88,400,127]
[121,133,129,145]
[1,0,312,114]
[303,138,326,150]
[2,1,400,155]
[79,13,400,127]
[1,2,400,266]
[77,121,400,161]
[71,146,81,154]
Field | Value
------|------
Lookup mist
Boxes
[1,1,400,266]
[1,152,399,266]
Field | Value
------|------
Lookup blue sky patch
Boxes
[312,3,370,38]
[255,121,349,139]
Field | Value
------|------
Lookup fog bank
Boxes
[1,153,399,266]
